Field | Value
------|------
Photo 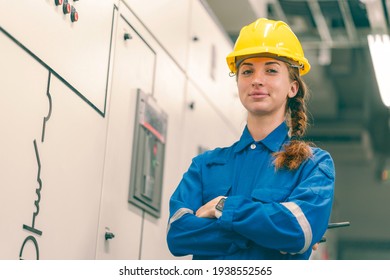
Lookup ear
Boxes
[288,80,299,98]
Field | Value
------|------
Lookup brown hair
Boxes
[273,65,313,170]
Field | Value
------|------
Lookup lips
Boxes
[249,91,269,97]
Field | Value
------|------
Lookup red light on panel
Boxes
[55,0,63,5]
[63,0,71,14]
[71,7,79,22]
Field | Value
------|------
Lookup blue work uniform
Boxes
[167,122,335,260]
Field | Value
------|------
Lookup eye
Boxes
[266,68,278,74]
[241,69,253,76]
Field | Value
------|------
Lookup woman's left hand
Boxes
[196,196,225,218]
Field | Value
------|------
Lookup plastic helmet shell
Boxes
[226,18,311,76]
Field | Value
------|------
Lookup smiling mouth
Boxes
[249,92,269,97]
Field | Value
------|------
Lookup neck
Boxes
[247,113,285,141]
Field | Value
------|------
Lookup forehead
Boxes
[235,53,298,72]
[241,57,283,64]
[240,57,285,66]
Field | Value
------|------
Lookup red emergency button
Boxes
[153,144,158,156]
[63,0,71,14]
[71,7,79,22]
[55,0,63,5]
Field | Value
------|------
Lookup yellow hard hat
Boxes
[226,18,310,76]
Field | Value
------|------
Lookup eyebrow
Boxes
[240,61,281,67]
[265,61,281,66]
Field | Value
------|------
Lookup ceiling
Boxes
[204,0,390,166]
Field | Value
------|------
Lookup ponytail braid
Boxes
[273,67,313,170]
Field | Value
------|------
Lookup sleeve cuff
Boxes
[217,195,246,231]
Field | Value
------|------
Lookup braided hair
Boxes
[273,65,313,170]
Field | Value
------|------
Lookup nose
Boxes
[251,73,264,87]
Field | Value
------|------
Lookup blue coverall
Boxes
[167,122,335,259]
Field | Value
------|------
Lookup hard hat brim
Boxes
[227,46,310,76]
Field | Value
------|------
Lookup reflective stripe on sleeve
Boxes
[167,208,194,233]
[281,202,312,254]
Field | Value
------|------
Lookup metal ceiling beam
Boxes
[307,0,333,47]
[338,0,358,43]
[386,0,390,25]
[248,0,269,18]
[363,0,388,33]
[268,0,288,23]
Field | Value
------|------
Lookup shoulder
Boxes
[310,147,333,162]
[308,146,335,179]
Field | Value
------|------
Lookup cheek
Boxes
[274,80,292,98]
[237,76,250,92]
[237,80,248,102]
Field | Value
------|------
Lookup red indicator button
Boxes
[71,7,79,22]
[63,0,71,14]
[153,144,158,156]
[55,0,63,5]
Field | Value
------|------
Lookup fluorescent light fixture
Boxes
[367,34,390,107]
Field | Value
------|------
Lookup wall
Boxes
[0,0,243,259]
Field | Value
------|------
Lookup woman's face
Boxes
[237,57,298,119]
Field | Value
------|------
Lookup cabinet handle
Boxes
[105,231,115,240]
[124,33,132,41]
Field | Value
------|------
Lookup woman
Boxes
[166,18,335,260]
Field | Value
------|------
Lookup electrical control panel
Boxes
[128,89,168,218]
[0,1,115,115]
